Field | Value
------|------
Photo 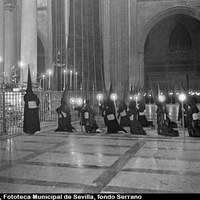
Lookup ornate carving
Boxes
[4,0,17,11]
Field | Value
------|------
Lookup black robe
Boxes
[117,101,130,127]
[128,101,146,135]
[81,103,99,133]
[178,102,189,128]
[138,101,154,127]
[156,102,179,137]
[23,91,40,134]
[74,104,84,127]
[104,100,127,133]
[187,102,200,137]
[55,103,75,132]
[99,100,107,126]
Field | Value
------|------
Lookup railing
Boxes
[0,90,99,136]
[0,91,61,135]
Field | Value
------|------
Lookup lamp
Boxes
[178,93,186,138]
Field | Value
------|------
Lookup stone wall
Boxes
[101,0,200,94]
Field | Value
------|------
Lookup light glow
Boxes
[76,98,83,106]
[96,94,103,101]
[158,95,166,102]
[47,69,53,75]
[179,93,186,102]
[110,93,117,101]
[70,97,76,105]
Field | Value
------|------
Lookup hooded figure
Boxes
[128,100,146,135]
[178,100,189,128]
[23,66,40,134]
[117,100,130,127]
[177,84,189,128]
[186,96,200,137]
[138,98,154,128]
[80,99,99,133]
[55,88,75,132]
[104,98,128,134]
[156,101,179,137]
[117,80,130,127]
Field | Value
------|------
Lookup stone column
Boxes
[64,0,70,89]
[129,0,139,90]
[100,0,111,92]
[47,0,53,72]
[116,0,129,95]
[65,0,70,56]
[16,0,22,85]
[4,1,17,84]
[20,0,37,86]
[0,0,4,85]
[101,0,130,94]
[139,51,144,87]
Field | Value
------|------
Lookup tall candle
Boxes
[63,70,66,90]
[75,72,77,89]
[70,70,72,89]
[42,75,45,90]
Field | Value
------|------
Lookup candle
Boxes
[70,70,72,89]
[75,72,78,90]
[63,70,66,90]
[39,79,42,89]
[42,74,45,90]
[49,76,50,90]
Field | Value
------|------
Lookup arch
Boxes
[37,30,47,53]
[168,23,192,52]
[140,6,200,52]
[142,6,200,92]
[37,31,47,77]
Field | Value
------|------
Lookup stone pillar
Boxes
[16,0,22,84]
[65,0,70,57]
[0,0,4,85]
[139,51,144,87]
[64,0,70,87]
[100,0,111,92]
[116,0,129,95]
[4,1,17,84]
[129,0,139,90]
[47,0,53,73]
[101,0,130,93]
[20,0,37,86]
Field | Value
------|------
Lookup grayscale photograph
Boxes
[0,0,200,196]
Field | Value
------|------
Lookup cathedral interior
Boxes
[1,0,200,194]
[0,0,200,94]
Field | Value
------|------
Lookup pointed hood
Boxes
[179,83,186,94]
[85,80,90,103]
[135,81,140,94]
[106,81,114,107]
[149,84,157,104]
[108,82,113,96]
[106,82,112,101]
[61,84,69,105]
[26,65,33,93]
[81,79,90,103]
[122,80,129,102]
[130,84,133,95]
[158,83,161,98]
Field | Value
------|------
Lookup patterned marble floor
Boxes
[0,122,200,194]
